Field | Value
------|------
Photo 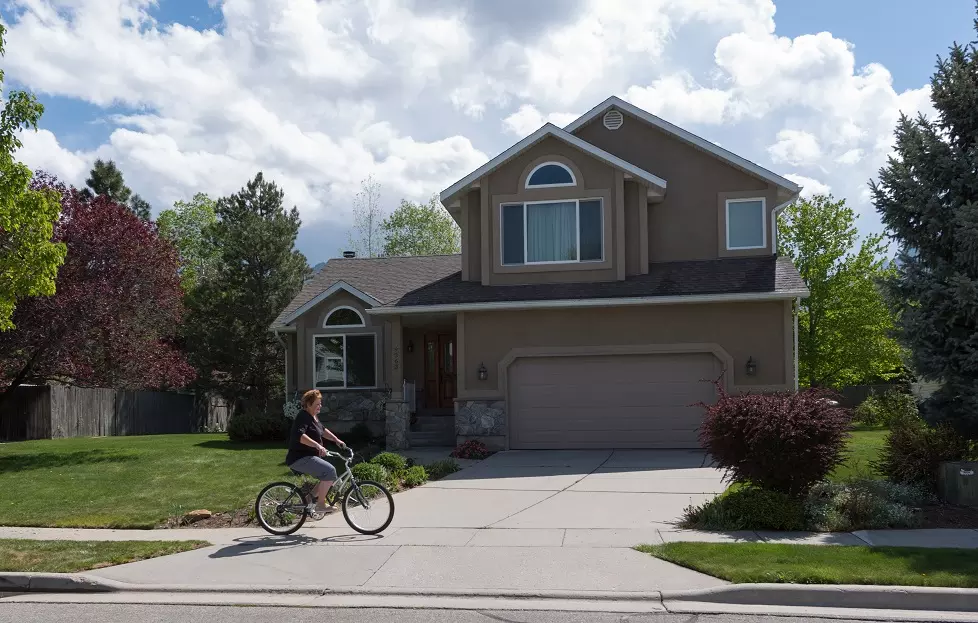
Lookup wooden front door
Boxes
[423,333,456,409]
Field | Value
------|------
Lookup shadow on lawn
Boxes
[875,545,978,584]
[195,440,287,452]
[0,449,139,473]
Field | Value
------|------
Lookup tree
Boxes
[81,158,152,220]
[183,172,309,410]
[157,193,219,292]
[347,175,384,257]
[0,24,66,331]
[777,194,905,389]
[381,195,461,257]
[871,12,978,439]
[0,173,194,411]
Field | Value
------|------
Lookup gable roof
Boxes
[440,122,668,205]
[563,96,802,197]
[271,254,461,329]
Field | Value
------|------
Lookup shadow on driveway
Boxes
[208,532,385,559]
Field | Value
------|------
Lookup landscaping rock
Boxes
[183,510,213,524]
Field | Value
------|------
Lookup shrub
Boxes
[426,459,461,480]
[873,414,975,491]
[371,451,408,473]
[351,462,389,485]
[451,440,493,460]
[697,383,852,497]
[804,479,932,531]
[680,487,807,531]
[227,408,290,441]
[853,389,919,427]
[403,465,428,487]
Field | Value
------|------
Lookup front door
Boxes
[424,333,456,410]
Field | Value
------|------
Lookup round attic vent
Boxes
[603,109,624,130]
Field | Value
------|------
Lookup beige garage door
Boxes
[508,352,721,449]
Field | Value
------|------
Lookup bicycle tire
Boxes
[341,479,394,535]
[255,481,308,536]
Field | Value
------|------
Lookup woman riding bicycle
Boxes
[286,389,346,517]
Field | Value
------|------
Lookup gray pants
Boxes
[290,455,338,481]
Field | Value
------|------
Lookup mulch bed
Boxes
[157,509,256,529]
[919,503,978,529]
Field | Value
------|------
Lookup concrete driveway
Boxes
[87,450,731,594]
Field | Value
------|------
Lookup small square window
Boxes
[726,199,766,250]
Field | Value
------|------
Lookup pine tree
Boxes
[870,10,978,439]
[183,172,309,409]
[82,159,152,220]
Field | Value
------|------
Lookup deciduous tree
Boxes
[157,193,219,292]
[346,175,384,257]
[777,194,905,388]
[382,195,461,257]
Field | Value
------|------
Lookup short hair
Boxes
[301,389,322,408]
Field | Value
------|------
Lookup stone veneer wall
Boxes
[385,400,411,450]
[455,399,506,450]
[317,390,390,437]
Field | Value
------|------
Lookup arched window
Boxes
[323,306,365,328]
[525,162,576,188]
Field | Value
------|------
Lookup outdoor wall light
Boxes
[406,340,414,353]
[478,363,488,381]
[745,356,757,377]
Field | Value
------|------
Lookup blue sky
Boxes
[6,0,977,266]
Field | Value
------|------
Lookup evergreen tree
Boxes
[184,172,309,410]
[871,11,978,439]
[82,158,152,220]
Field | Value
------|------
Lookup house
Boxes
[271,96,810,451]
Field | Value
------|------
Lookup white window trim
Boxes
[524,162,577,189]
[725,197,767,251]
[323,305,366,328]
[312,332,378,390]
[500,198,604,266]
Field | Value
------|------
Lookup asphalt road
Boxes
[0,604,948,623]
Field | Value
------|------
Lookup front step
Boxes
[409,431,455,447]
[410,415,455,433]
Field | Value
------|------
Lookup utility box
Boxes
[939,461,978,507]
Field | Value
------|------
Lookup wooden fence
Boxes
[0,384,233,442]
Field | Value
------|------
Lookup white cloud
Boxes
[502,105,579,137]
[784,174,831,199]
[768,130,822,166]
[5,0,939,253]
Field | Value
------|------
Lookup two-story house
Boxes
[271,96,809,451]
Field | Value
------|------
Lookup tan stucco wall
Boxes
[574,113,778,261]
[460,301,791,397]
[480,136,624,285]
[624,180,643,276]
[462,189,481,282]
[293,293,386,391]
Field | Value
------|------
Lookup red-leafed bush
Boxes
[451,440,493,460]
[697,381,852,497]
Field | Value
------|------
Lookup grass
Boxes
[0,538,208,573]
[0,434,301,528]
[638,542,978,588]
[829,427,889,482]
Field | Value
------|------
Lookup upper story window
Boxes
[725,198,766,250]
[502,199,603,265]
[323,306,365,328]
[525,162,576,189]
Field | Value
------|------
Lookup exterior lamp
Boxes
[406,340,414,353]
[745,356,757,377]
[478,363,488,381]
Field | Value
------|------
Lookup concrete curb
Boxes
[663,584,978,613]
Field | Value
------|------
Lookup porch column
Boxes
[385,315,410,450]
[390,316,404,399]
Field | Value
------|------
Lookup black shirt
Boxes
[286,411,325,466]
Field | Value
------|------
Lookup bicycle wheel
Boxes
[255,481,308,535]
[341,479,394,535]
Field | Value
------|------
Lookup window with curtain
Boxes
[314,334,376,389]
[502,199,603,265]
[726,198,766,250]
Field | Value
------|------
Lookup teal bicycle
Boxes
[254,446,394,536]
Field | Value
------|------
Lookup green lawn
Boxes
[0,434,296,528]
[0,538,208,573]
[639,542,978,588]
[830,427,889,482]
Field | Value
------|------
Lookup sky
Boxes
[5,0,977,266]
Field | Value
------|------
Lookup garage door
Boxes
[508,352,720,449]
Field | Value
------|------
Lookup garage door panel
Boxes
[509,352,718,449]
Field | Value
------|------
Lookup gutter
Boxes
[366,289,811,316]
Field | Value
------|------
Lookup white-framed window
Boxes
[725,197,767,250]
[323,306,365,328]
[501,198,603,265]
[525,162,576,189]
[313,333,377,389]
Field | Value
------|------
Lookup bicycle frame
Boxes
[290,448,374,511]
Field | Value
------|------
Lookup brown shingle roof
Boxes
[271,254,461,327]
[273,254,805,326]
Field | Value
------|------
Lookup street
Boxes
[0,604,953,623]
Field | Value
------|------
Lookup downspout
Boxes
[273,328,288,402]
[794,297,800,391]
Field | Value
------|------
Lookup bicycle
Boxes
[254,446,394,536]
